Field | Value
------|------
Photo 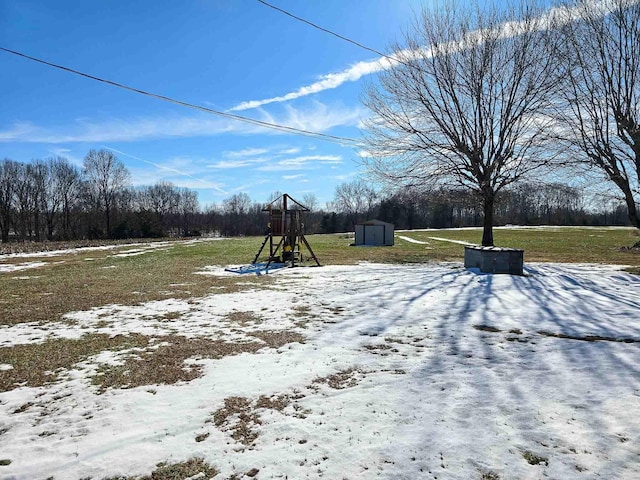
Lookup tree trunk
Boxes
[482,193,495,247]
[622,189,640,230]
[105,204,111,238]
[611,176,640,230]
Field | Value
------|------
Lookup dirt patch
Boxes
[0,334,149,392]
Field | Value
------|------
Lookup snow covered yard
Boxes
[1,262,639,479]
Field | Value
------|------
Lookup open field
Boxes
[1,227,640,479]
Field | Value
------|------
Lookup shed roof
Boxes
[356,219,394,227]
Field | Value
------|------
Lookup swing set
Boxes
[252,193,320,268]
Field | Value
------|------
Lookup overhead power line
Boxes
[256,0,404,66]
[0,46,361,146]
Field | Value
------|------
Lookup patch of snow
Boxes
[0,261,50,273]
[427,236,476,245]
[0,241,172,261]
[0,244,125,260]
[396,234,430,245]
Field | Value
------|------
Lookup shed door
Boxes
[364,225,384,245]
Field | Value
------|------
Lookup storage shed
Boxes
[354,220,394,246]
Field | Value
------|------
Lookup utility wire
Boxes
[256,0,405,67]
[0,46,361,146]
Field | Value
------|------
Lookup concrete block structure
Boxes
[464,245,524,275]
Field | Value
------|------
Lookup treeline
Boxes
[0,151,631,243]
[0,151,200,242]
[323,181,629,233]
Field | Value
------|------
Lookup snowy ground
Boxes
[1,262,640,479]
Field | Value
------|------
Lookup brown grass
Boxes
[94,331,304,393]
[225,311,263,326]
[0,238,274,326]
[0,334,149,393]
[211,393,292,448]
[212,396,261,447]
[537,330,639,343]
[0,328,304,394]
[104,457,217,480]
[312,367,364,390]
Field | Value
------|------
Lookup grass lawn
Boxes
[1,227,639,327]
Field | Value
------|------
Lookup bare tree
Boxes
[0,159,19,243]
[138,181,181,234]
[83,149,130,238]
[333,179,377,227]
[29,160,48,241]
[177,188,199,235]
[362,1,559,245]
[14,162,35,240]
[556,0,640,234]
[50,157,81,240]
[302,193,319,212]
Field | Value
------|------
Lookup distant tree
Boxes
[222,192,253,236]
[83,149,130,238]
[177,188,199,235]
[223,192,252,216]
[362,1,559,245]
[0,159,19,242]
[332,179,377,228]
[302,193,319,211]
[29,160,48,241]
[49,157,81,240]
[14,162,36,240]
[265,190,284,211]
[138,181,181,235]
[556,0,640,236]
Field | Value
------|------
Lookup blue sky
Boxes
[0,0,428,208]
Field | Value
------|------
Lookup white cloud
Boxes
[0,116,240,144]
[224,147,269,158]
[207,158,267,169]
[282,174,305,180]
[0,102,362,144]
[104,146,228,194]
[257,154,342,172]
[0,122,37,141]
[229,58,392,112]
[279,147,301,155]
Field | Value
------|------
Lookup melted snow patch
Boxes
[396,235,430,245]
[0,261,50,273]
[427,236,475,245]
